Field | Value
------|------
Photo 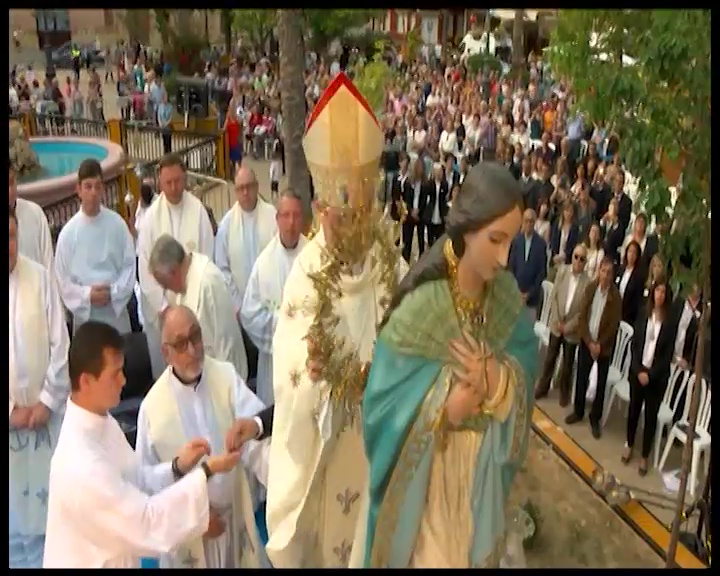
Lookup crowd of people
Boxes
[8,34,710,570]
[375,46,708,478]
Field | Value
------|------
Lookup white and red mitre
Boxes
[302,72,384,209]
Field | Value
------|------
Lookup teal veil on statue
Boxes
[351,162,539,568]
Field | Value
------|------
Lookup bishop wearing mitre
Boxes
[265,73,408,569]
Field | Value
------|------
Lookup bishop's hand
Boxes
[224,418,259,452]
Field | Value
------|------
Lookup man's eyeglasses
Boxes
[573,253,587,263]
[165,325,203,353]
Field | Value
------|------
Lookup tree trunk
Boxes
[221,9,232,55]
[484,10,492,53]
[277,9,312,224]
[512,10,525,76]
[665,218,711,567]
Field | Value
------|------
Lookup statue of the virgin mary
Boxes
[350,162,539,568]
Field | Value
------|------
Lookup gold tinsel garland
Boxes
[303,208,401,426]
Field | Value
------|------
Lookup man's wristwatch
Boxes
[171,457,185,480]
[201,461,214,480]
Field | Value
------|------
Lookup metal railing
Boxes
[121,122,211,163]
[33,113,110,140]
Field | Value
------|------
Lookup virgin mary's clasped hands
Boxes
[446,330,501,426]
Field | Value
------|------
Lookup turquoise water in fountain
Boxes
[25,140,109,181]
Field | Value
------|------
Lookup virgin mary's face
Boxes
[462,205,523,281]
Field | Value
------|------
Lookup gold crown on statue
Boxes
[303,73,384,210]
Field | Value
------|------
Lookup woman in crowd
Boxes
[534,199,552,245]
[644,254,666,303]
[622,275,675,476]
[601,198,625,268]
[616,239,645,327]
[550,200,579,275]
[583,222,605,281]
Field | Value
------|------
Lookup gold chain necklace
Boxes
[443,239,488,331]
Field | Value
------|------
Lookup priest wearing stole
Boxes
[241,191,307,406]
[215,166,278,316]
[137,153,215,379]
[136,306,269,568]
[350,163,538,568]
[9,165,54,272]
[9,209,71,568]
[149,236,248,380]
[54,159,136,334]
[265,73,407,569]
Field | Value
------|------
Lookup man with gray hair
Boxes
[149,235,248,381]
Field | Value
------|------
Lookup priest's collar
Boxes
[66,397,113,430]
[171,367,202,390]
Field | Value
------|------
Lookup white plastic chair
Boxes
[600,321,634,427]
[533,280,554,349]
[652,364,690,469]
[579,139,588,158]
[658,375,711,498]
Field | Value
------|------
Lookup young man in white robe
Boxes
[9,209,71,569]
[43,320,242,568]
[241,192,307,406]
[54,159,136,335]
[265,72,408,569]
[137,153,215,379]
[149,234,248,380]
[215,166,277,315]
[9,165,54,272]
[135,305,271,568]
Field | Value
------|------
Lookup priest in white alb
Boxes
[240,191,307,406]
[214,166,277,316]
[9,165,54,272]
[54,159,136,334]
[9,209,71,568]
[136,305,270,568]
[265,72,408,569]
[137,153,215,378]
[43,321,243,568]
[148,235,248,380]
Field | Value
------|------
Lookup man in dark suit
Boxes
[525,160,553,215]
[508,208,548,313]
[566,257,622,439]
[421,163,449,247]
[442,154,459,200]
[226,404,274,449]
[610,169,633,235]
[389,155,411,223]
[401,162,428,262]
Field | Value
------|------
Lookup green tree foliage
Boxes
[231,10,276,56]
[352,45,392,115]
[303,10,381,53]
[466,53,503,76]
[548,10,710,567]
[549,9,710,293]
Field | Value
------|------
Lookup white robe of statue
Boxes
[43,400,211,568]
[135,356,270,568]
[265,229,407,568]
[14,197,54,273]
[137,192,215,378]
[172,253,249,381]
[214,199,277,314]
[240,233,307,406]
[54,207,136,335]
[9,255,70,568]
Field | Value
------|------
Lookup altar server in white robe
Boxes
[54,159,136,334]
[9,165,54,272]
[241,191,306,406]
[9,209,71,569]
[266,72,408,569]
[44,321,243,568]
[137,153,215,378]
[149,234,248,380]
[136,305,270,568]
[214,166,277,316]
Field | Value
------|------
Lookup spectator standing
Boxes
[508,208,548,314]
[616,240,645,327]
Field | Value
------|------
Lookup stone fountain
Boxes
[9,120,42,179]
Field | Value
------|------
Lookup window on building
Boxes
[398,12,408,34]
[36,9,70,33]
